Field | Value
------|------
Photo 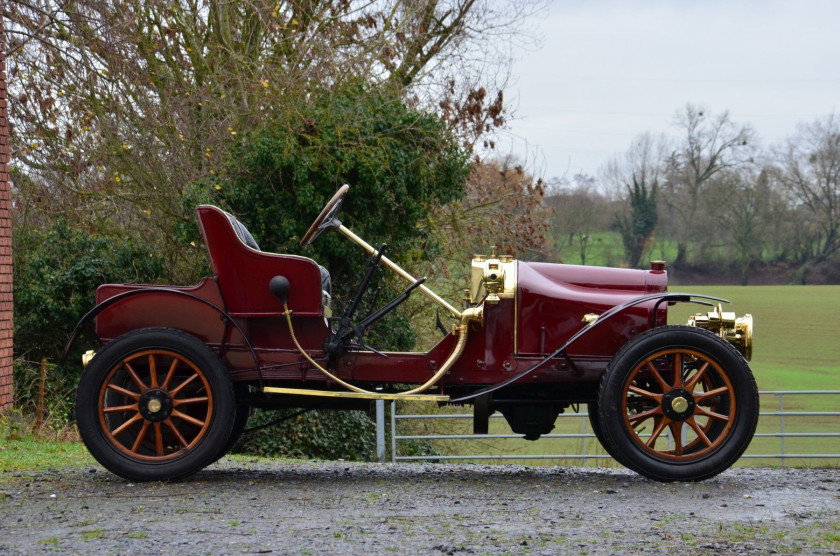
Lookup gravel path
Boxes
[1,459,839,554]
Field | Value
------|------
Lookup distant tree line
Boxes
[546,104,840,285]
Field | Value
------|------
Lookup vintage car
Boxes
[67,185,758,483]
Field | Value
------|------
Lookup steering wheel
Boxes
[300,184,350,247]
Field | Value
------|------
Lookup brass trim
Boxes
[338,224,462,319]
[671,396,688,413]
[280,303,480,398]
[687,304,753,361]
[468,250,516,304]
[263,387,450,402]
[513,261,519,355]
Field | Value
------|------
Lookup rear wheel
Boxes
[76,328,235,481]
[597,326,758,482]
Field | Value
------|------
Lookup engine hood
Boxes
[516,261,668,356]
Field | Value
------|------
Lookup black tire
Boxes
[587,400,632,468]
[76,328,235,481]
[597,326,758,482]
[210,386,251,463]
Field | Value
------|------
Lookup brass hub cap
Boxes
[139,389,174,423]
[661,388,696,421]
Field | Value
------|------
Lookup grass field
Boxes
[666,285,840,392]
[550,231,696,268]
[396,285,840,468]
[0,414,94,472]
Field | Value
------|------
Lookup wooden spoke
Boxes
[106,383,141,400]
[162,358,179,390]
[646,416,671,448]
[169,373,199,397]
[669,422,683,456]
[99,349,215,462]
[645,362,670,392]
[171,409,205,428]
[687,416,712,447]
[124,362,148,392]
[148,354,158,388]
[628,385,662,402]
[132,421,151,453]
[671,352,683,388]
[111,413,143,437]
[154,423,164,456]
[164,418,189,448]
[695,406,730,422]
[628,406,662,424]
[103,403,139,414]
[685,361,710,391]
[695,386,730,403]
[173,396,209,407]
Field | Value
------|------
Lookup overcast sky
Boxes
[499,0,840,181]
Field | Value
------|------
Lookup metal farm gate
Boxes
[375,391,840,466]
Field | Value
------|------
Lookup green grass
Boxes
[549,231,689,268]
[666,285,840,392]
[0,414,94,472]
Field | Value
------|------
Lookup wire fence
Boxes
[382,391,840,467]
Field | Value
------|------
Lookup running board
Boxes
[262,386,449,402]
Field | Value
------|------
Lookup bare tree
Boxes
[773,114,840,282]
[661,104,754,265]
[705,168,771,285]
[545,173,609,265]
[603,132,665,267]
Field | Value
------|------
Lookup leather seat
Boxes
[225,212,331,300]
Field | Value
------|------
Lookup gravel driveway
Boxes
[1,459,839,554]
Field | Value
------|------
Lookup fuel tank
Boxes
[516,261,668,357]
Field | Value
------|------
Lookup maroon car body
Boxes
[71,187,758,483]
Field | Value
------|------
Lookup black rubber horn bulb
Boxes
[269,275,290,305]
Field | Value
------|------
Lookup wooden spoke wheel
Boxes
[77,328,235,481]
[99,349,214,461]
[597,326,758,482]
[621,348,735,461]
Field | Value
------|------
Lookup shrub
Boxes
[13,220,167,420]
[234,408,375,461]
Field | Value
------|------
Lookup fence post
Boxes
[376,399,385,462]
[779,393,785,468]
[390,401,397,463]
[33,358,47,433]
[581,413,587,467]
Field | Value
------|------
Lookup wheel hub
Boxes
[139,389,173,422]
[661,388,695,421]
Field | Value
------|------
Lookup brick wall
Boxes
[0,13,14,412]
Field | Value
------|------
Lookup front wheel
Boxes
[597,326,758,482]
[76,328,235,481]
